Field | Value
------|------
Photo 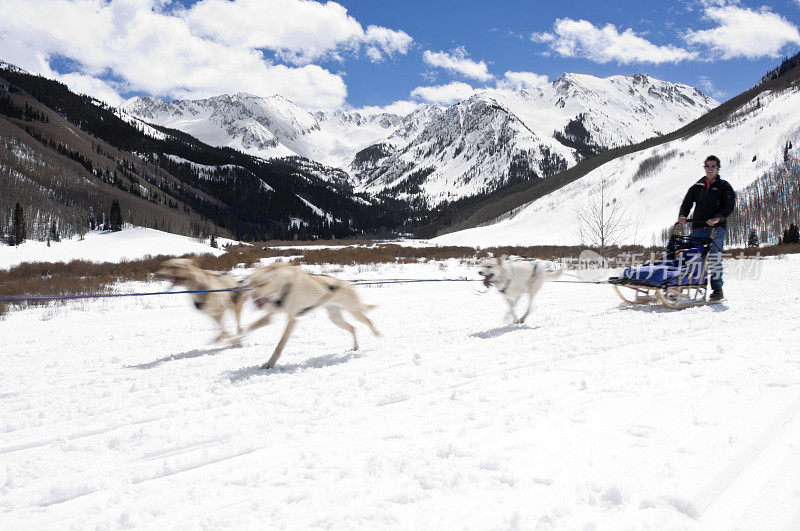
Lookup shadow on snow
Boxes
[223,350,363,383]
[470,323,536,339]
[128,346,232,369]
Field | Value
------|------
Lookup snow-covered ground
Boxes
[2,256,800,529]
[0,228,228,270]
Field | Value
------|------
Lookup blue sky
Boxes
[1,0,799,110]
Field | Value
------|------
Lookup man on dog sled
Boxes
[677,155,736,301]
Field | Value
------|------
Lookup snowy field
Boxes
[0,228,229,270]
[2,257,800,529]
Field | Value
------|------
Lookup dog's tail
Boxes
[547,267,564,280]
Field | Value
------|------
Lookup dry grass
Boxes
[729,242,800,257]
[2,241,798,315]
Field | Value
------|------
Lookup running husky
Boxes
[155,258,246,343]
[244,263,379,369]
[477,256,562,324]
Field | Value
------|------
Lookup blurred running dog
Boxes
[477,256,562,324]
[244,262,379,369]
[156,258,246,343]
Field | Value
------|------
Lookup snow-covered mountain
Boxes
[119,93,410,173]
[355,74,717,205]
[120,74,717,206]
[433,71,800,247]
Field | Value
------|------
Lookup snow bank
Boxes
[0,227,227,269]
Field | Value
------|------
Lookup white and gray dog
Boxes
[477,256,562,324]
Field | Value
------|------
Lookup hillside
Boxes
[0,67,407,243]
[432,58,800,245]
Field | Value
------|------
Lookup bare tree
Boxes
[575,177,632,254]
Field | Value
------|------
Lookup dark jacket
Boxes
[679,176,736,229]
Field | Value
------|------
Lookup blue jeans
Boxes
[690,227,726,290]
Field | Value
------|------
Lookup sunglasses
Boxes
[703,164,719,168]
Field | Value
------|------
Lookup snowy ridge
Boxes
[355,73,717,206]
[119,74,716,206]
[113,108,168,141]
[120,94,413,172]
[434,82,800,246]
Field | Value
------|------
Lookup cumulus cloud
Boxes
[685,6,800,59]
[0,0,413,109]
[531,18,698,64]
[422,47,493,81]
[496,71,549,91]
[187,0,412,65]
[58,72,126,107]
[410,82,477,105]
[364,25,413,62]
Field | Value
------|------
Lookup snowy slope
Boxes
[434,82,800,247]
[2,256,800,528]
[355,74,717,205]
[119,94,411,171]
[0,227,227,269]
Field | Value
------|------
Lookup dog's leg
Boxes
[261,317,296,370]
[505,296,521,324]
[326,307,358,350]
[234,296,245,335]
[518,293,534,324]
[246,313,273,333]
[348,309,380,337]
[210,312,230,342]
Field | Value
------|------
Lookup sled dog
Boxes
[155,258,246,343]
[477,256,562,324]
[244,263,379,369]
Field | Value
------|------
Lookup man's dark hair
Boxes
[705,155,721,167]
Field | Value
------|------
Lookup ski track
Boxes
[1,258,799,529]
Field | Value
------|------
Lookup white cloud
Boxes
[530,32,555,43]
[532,18,698,64]
[411,82,477,105]
[496,71,549,91]
[422,47,493,81]
[697,75,727,100]
[57,72,126,107]
[364,25,413,61]
[186,0,412,65]
[0,0,413,110]
[685,6,800,59]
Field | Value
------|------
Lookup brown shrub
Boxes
[2,241,798,315]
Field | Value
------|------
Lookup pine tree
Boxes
[49,220,60,242]
[210,234,218,248]
[747,229,759,247]
[109,200,123,232]
[787,223,800,244]
[10,202,26,246]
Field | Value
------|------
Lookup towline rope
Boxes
[0,276,613,303]
[0,278,482,303]
[0,287,252,303]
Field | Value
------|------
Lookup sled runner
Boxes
[608,230,720,309]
